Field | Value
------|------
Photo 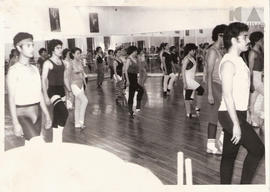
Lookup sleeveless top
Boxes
[127,57,139,74]
[219,53,250,111]
[208,46,223,84]
[8,62,41,105]
[96,55,104,69]
[250,49,264,72]
[47,59,65,86]
[115,59,123,77]
[183,56,197,79]
[162,51,173,74]
[70,60,84,87]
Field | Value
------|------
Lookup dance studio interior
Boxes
[1,0,268,190]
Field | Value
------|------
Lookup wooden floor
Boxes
[4,76,265,185]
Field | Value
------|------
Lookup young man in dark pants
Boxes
[42,39,70,143]
[218,22,264,184]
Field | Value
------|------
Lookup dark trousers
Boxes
[109,65,114,79]
[97,67,104,86]
[218,111,264,184]
[128,73,144,112]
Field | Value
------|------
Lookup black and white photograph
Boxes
[89,12,99,33]
[49,8,61,32]
[0,0,269,192]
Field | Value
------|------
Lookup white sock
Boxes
[207,139,216,148]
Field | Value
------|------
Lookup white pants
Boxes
[71,84,88,127]
[163,73,176,92]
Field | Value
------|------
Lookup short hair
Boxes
[137,48,143,54]
[70,47,82,59]
[48,39,63,55]
[62,48,71,60]
[38,48,47,56]
[13,32,33,48]
[159,43,167,50]
[184,43,198,56]
[114,48,122,55]
[212,24,228,41]
[126,45,138,55]
[96,46,102,53]
[169,46,176,52]
[223,22,249,50]
[249,31,264,47]
[108,49,114,55]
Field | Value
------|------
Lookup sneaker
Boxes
[167,89,171,95]
[207,140,222,155]
[186,113,192,118]
[195,107,200,116]
[206,146,222,155]
[163,92,167,97]
[135,108,141,113]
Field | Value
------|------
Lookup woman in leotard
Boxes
[182,43,204,118]
[125,46,144,118]
[95,47,104,88]
[113,48,125,103]
[137,49,148,88]
[68,47,88,129]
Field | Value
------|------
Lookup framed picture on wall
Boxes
[185,30,189,36]
[89,13,99,33]
[49,8,61,32]
[104,36,110,51]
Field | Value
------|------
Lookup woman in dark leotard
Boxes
[125,46,144,118]
[113,48,125,103]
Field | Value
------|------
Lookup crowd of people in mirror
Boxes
[6,21,264,184]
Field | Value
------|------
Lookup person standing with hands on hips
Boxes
[218,22,264,184]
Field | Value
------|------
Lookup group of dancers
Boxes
[7,21,265,184]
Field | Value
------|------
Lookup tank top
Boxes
[96,55,103,68]
[9,63,41,105]
[162,51,173,74]
[209,46,223,84]
[183,56,197,79]
[219,53,250,111]
[47,59,65,86]
[70,60,84,87]
[115,59,123,77]
[251,49,264,72]
[127,57,139,74]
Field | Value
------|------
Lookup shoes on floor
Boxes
[206,147,222,155]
